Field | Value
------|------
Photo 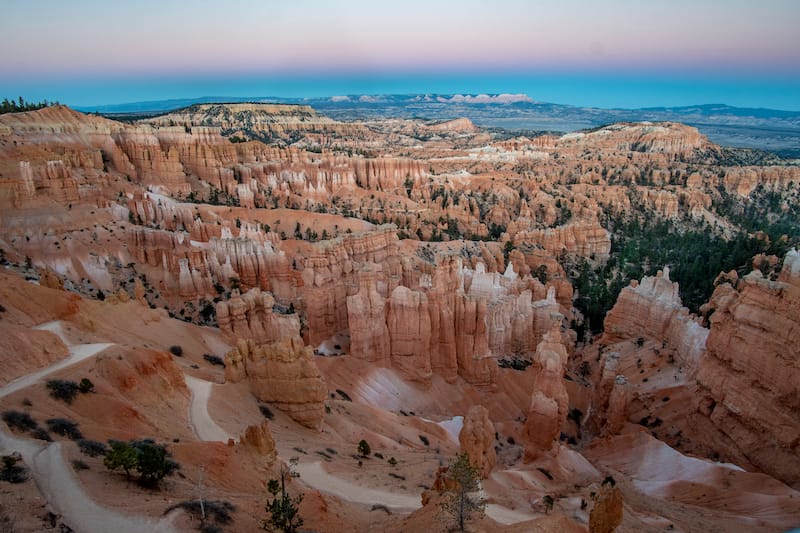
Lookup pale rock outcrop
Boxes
[524,328,570,461]
[603,267,708,368]
[216,288,299,344]
[458,405,497,478]
[589,486,624,533]
[239,421,277,462]
[225,336,327,430]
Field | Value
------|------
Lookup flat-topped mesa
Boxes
[225,336,327,430]
[141,103,367,142]
[558,122,708,157]
[695,249,800,487]
[428,117,480,134]
[603,267,708,368]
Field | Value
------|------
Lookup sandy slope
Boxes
[0,321,113,399]
[0,320,176,533]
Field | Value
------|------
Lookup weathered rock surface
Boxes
[524,327,570,461]
[458,405,496,478]
[225,336,327,429]
[695,249,800,487]
[239,421,277,462]
[589,486,623,533]
[603,267,708,368]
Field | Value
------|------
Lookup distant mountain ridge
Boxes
[78,94,800,158]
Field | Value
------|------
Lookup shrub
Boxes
[265,458,303,533]
[168,345,183,357]
[2,410,38,432]
[46,379,79,404]
[78,439,107,457]
[135,440,179,486]
[46,418,83,440]
[388,457,397,467]
[78,378,94,394]
[419,435,430,446]
[357,439,371,457]
[335,389,352,402]
[203,354,225,367]
[31,428,52,441]
[104,439,179,487]
[259,405,274,420]
[165,499,235,525]
[104,441,138,479]
[0,455,28,484]
[71,459,90,471]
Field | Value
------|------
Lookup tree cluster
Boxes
[1,97,56,114]
[104,439,179,487]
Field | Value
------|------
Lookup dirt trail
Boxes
[294,461,538,524]
[184,375,235,442]
[0,321,114,399]
[295,461,421,512]
[0,320,176,533]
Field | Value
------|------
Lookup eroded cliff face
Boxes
[603,267,708,368]
[695,250,800,487]
[225,336,327,429]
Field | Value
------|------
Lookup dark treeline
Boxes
[1,97,58,115]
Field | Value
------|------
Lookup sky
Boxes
[1,0,799,109]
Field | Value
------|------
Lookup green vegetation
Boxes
[439,453,486,532]
[571,184,800,340]
[0,97,57,115]
[264,458,303,533]
[45,418,83,440]
[104,439,179,487]
[0,455,28,484]
[2,410,38,432]
[357,439,371,457]
[45,379,80,404]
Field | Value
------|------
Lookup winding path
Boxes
[0,321,176,533]
[292,462,537,524]
[184,375,235,442]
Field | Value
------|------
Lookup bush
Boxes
[46,418,83,440]
[2,410,38,432]
[105,439,179,487]
[71,459,89,471]
[31,428,52,441]
[78,439,107,457]
[168,345,183,357]
[203,354,225,367]
[46,379,79,404]
[0,455,28,484]
[165,499,235,525]
[335,389,352,402]
[78,378,94,394]
[357,439,371,457]
[259,405,274,420]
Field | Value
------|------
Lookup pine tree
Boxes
[439,453,486,532]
